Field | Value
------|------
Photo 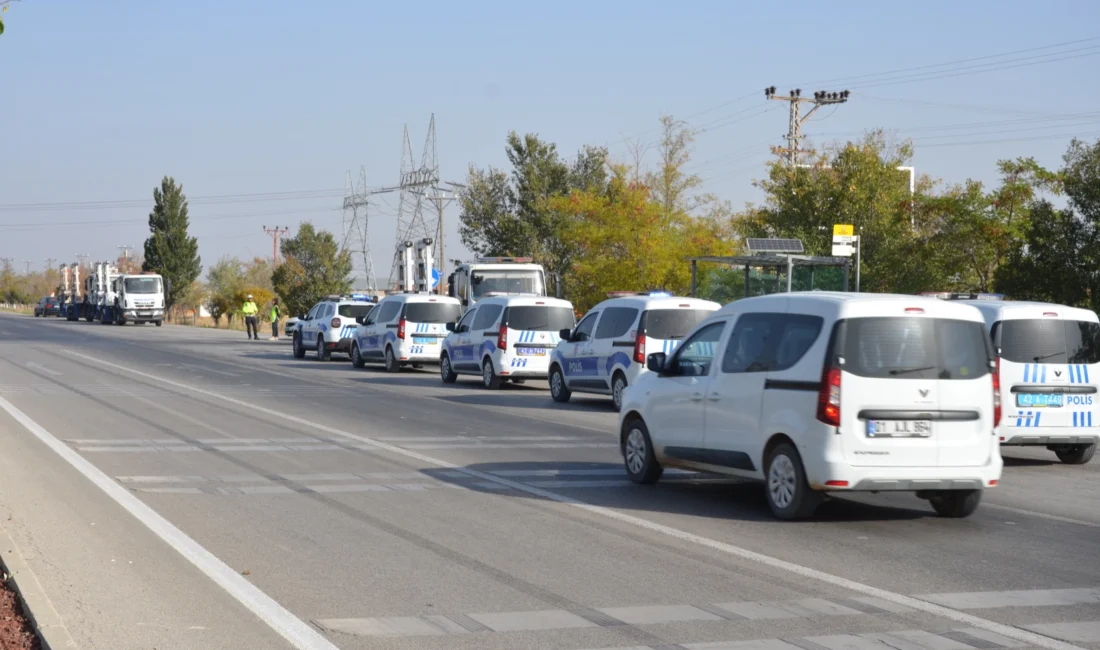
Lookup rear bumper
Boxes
[1001,430,1099,446]
[395,341,444,364]
[498,354,551,378]
[803,456,1002,492]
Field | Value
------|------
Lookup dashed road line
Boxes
[58,350,1093,650]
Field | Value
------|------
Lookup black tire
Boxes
[928,489,982,518]
[764,443,822,520]
[440,354,458,383]
[611,372,628,411]
[481,359,502,389]
[622,418,662,484]
[384,346,400,373]
[293,334,306,359]
[155,320,163,327]
[316,335,330,361]
[549,365,571,403]
[351,342,366,368]
[1054,443,1095,465]
[511,378,525,384]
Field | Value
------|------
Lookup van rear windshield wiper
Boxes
[1033,352,1063,362]
[889,366,936,376]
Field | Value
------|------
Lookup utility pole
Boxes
[75,253,88,268]
[262,226,290,266]
[44,258,56,272]
[22,260,32,275]
[117,245,133,272]
[764,86,850,166]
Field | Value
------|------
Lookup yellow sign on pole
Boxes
[833,224,854,237]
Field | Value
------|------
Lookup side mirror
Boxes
[646,352,668,374]
[445,322,456,332]
[559,328,572,342]
[355,316,365,325]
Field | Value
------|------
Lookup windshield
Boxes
[405,302,462,323]
[124,277,162,294]
[505,306,575,331]
[997,318,1100,365]
[338,304,374,319]
[471,270,545,299]
[840,317,992,380]
[642,309,714,340]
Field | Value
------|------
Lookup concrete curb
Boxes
[0,531,78,650]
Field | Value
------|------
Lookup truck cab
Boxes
[447,257,554,311]
[113,273,167,326]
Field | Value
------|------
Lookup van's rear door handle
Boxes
[690,393,704,402]
[706,393,722,402]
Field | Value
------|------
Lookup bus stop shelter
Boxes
[688,253,853,298]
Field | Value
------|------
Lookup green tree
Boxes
[143,176,202,314]
[271,222,352,317]
[458,133,608,278]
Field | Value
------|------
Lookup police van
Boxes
[953,297,1099,465]
[440,295,575,389]
[292,295,376,361]
[351,293,463,372]
[549,292,721,410]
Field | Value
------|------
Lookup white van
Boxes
[351,293,463,372]
[618,292,1002,520]
[955,299,1099,465]
[440,295,575,388]
[549,293,720,410]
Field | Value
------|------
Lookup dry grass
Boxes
[0,306,34,316]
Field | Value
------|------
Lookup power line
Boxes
[0,206,340,232]
[0,187,345,213]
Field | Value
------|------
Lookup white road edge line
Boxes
[60,350,1087,650]
[0,395,340,650]
[26,362,62,377]
[983,502,1100,529]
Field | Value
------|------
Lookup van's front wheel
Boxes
[928,489,982,518]
[1053,443,1095,465]
[765,443,821,520]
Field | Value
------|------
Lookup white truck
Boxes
[446,257,558,311]
[72,261,167,325]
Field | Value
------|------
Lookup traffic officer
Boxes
[269,297,281,341]
[242,294,259,340]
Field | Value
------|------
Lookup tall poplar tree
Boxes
[143,176,202,311]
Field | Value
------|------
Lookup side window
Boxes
[471,304,503,331]
[722,312,783,374]
[306,304,321,320]
[573,311,600,341]
[772,315,825,371]
[363,305,379,325]
[670,322,726,377]
[375,301,402,324]
[595,307,639,340]
[456,308,478,332]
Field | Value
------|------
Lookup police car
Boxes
[440,295,575,388]
[292,295,376,361]
[952,296,1099,465]
[351,293,462,372]
[549,292,721,410]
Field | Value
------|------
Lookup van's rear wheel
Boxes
[928,489,982,518]
[384,346,400,373]
[482,359,502,389]
[765,443,821,520]
[1053,443,1095,465]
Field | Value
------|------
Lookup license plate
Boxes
[413,336,435,344]
[1016,393,1063,408]
[138,311,152,317]
[866,420,932,438]
[517,347,546,356]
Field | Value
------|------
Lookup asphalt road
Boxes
[0,311,1097,650]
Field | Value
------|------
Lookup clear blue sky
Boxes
[2,0,1098,286]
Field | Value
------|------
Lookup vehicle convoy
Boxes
[549,292,721,410]
[351,293,462,372]
[58,261,166,325]
[618,292,1003,520]
[441,295,575,388]
[951,297,1100,465]
[447,257,557,310]
[292,295,376,361]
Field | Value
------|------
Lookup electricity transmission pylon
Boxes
[342,167,377,291]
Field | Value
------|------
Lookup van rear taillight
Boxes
[397,318,406,340]
[498,327,508,350]
[633,333,647,364]
[816,366,841,426]
[1043,312,1057,317]
[904,307,925,314]
[993,357,1002,427]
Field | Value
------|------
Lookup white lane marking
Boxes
[0,395,339,650]
[919,588,1100,609]
[59,350,1087,650]
[176,363,240,377]
[983,503,1100,529]
[26,362,62,376]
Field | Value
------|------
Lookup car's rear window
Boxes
[404,302,462,324]
[505,306,575,331]
[997,319,1100,365]
[338,304,374,319]
[838,317,992,380]
[641,309,713,340]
